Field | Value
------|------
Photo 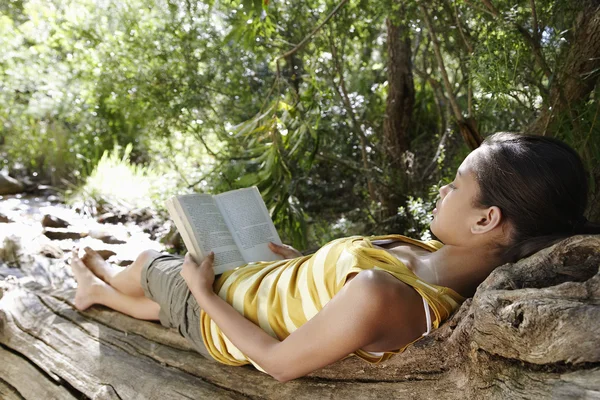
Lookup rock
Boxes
[0,225,40,270]
[163,224,184,251]
[52,239,79,252]
[0,235,22,267]
[96,212,127,224]
[0,213,12,223]
[38,243,64,259]
[0,174,24,195]
[166,229,182,248]
[42,228,87,241]
[132,208,154,223]
[41,214,70,228]
[97,208,154,225]
[141,218,169,241]
[87,229,126,244]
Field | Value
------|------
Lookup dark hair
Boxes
[472,132,600,264]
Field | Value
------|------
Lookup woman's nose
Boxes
[439,184,450,199]
[439,184,447,197]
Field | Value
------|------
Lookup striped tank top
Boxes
[200,234,466,371]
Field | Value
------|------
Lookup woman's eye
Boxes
[448,183,457,190]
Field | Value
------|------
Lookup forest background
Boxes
[1,0,600,251]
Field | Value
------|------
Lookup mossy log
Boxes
[1,235,599,399]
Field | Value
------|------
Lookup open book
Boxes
[165,186,285,274]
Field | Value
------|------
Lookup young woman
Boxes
[69,132,599,382]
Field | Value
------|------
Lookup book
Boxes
[165,186,285,274]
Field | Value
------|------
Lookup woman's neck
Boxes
[415,244,503,298]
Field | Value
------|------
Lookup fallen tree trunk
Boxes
[1,235,599,399]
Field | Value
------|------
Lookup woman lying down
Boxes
[69,132,599,382]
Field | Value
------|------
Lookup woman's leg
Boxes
[75,248,212,359]
[81,247,161,298]
[71,249,160,320]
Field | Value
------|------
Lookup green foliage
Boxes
[397,196,436,241]
[65,143,159,212]
[2,0,599,251]
[217,96,319,248]
[64,134,217,214]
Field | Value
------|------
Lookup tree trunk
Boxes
[1,232,599,399]
[380,4,415,220]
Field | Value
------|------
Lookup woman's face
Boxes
[430,148,489,245]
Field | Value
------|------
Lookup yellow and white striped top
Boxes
[200,234,466,370]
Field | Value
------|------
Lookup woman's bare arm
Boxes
[190,268,419,382]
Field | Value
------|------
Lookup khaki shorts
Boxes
[140,252,210,359]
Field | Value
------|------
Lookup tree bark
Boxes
[380,4,415,219]
[1,234,599,399]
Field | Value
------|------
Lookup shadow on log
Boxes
[1,235,599,399]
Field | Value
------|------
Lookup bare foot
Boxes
[81,246,123,283]
[70,248,108,311]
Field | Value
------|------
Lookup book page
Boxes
[214,187,284,263]
[175,194,245,274]
[166,197,204,261]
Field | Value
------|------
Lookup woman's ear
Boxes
[471,206,503,234]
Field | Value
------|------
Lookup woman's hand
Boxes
[180,252,215,298]
[268,242,303,259]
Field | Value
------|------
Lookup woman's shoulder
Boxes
[347,270,430,352]
[348,270,425,310]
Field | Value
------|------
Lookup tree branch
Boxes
[314,153,393,190]
[420,5,482,149]
[327,33,378,202]
[480,0,500,15]
[413,66,450,181]
[420,6,463,122]
[453,1,474,54]
[530,0,540,44]
[463,0,496,17]
[187,158,230,189]
[274,0,349,63]
[448,0,475,117]
[315,153,370,173]
[187,123,219,158]
[477,0,552,79]
[413,66,443,91]
[516,25,552,79]
[420,127,452,181]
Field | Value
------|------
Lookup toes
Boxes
[70,250,87,270]
[70,248,79,262]
[71,255,84,268]
[84,247,101,259]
